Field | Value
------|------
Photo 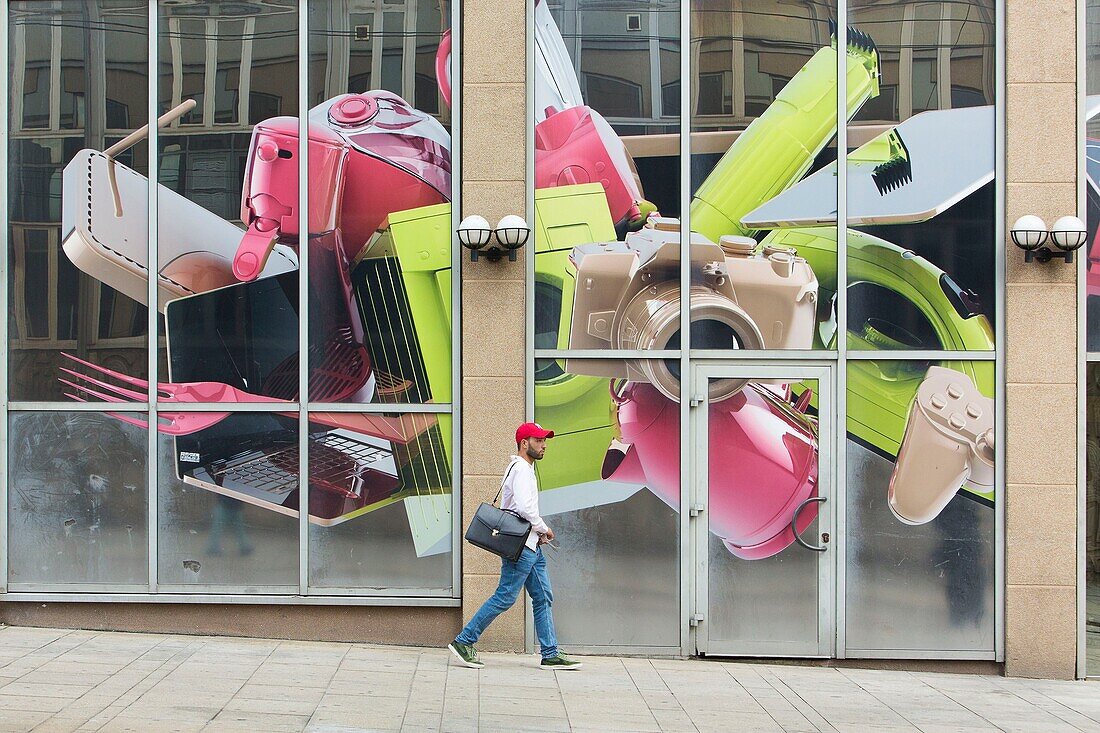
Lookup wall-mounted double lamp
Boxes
[457,215,531,262]
[1010,215,1088,263]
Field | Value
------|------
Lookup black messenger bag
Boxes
[464,464,531,561]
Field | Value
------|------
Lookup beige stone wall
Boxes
[458,0,529,651]
[1003,0,1080,679]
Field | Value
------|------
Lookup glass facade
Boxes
[17,0,1094,672]
[532,0,1000,658]
[5,0,457,597]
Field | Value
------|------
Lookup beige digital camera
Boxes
[565,218,818,402]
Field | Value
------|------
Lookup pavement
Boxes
[0,625,1098,733]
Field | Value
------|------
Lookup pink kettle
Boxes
[602,381,819,560]
[535,105,645,235]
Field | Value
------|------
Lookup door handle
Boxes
[791,496,827,552]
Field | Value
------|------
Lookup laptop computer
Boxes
[173,411,403,527]
[164,271,403,526]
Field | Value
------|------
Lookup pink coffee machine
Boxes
[602,381,819,560]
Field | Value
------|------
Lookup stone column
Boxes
[1004,0,1079,679]
[459,0,528,651]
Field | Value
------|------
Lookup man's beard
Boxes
[526,446,543,461]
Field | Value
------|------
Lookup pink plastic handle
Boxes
[233,220,280,282]
[436,30,452,110]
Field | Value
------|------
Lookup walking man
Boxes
[448,423,582,670]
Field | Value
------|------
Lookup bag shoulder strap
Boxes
[492,462,518,506]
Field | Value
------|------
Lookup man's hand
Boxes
[543,527,555,542]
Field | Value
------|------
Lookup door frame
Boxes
[690,362,837,658]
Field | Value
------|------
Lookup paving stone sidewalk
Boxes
[0,625,1098,732]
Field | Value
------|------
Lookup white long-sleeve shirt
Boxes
[499,455,549,551]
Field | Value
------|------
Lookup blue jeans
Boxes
[456,547,558,659]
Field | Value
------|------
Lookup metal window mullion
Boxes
[524,0,536,654]
[0,591,462,606]
[835,5,848,661]
[451,0,464,602]
[995,0,1007,669]
[306,402,452,414]
[9,401,150,412]
[136,402,297,412]
[533,349,681,359]
[298,0,309,597]
[0,1,9,595]
[691,349,835,360]
[147,0,159,595]
[845,350,998,361]
[679,0,691,659]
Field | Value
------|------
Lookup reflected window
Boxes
[696,72,731,116]
[584,73,643,118]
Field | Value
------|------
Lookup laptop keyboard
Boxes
[209,434,391,498]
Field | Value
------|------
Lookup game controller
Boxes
[888,366,995,525]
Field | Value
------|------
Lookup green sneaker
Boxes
[540,652,583,670]
[447,640,484,669]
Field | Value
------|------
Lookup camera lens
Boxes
[616,285,764,402]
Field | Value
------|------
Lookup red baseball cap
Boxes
[516,422,554,443]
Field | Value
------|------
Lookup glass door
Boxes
[692,364,834,657]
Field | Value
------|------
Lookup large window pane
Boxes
[533,1,681,354]
[534,358,680,648]
[846,1,996,352]
[157,2,299,399]
[845,360,995,652]
[689,2,838,352]
[8,411,148,587]
[8,1,149,402]
[307,0,452,405]
[308,412,452,590]
[157,413,299,589]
